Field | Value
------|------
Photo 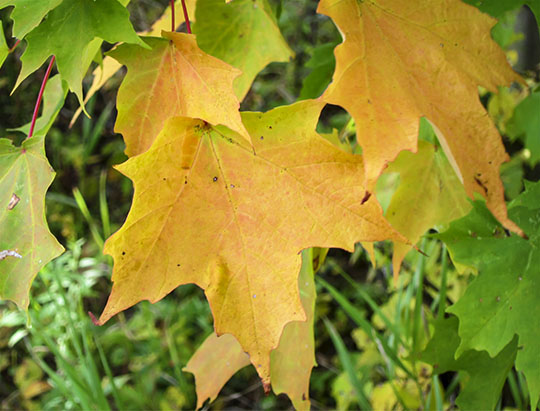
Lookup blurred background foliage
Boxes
[0,0,539,409]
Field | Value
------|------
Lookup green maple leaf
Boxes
[435,181,540,409]
[14,0,146,105]
[463,0,540,30]
[508,92,540,165]
[422,316,517,410]
[0,0,62,39]
[0,24,8,69]
[194,0,293,100]
[0,136,64,310]
[11,75,68,137]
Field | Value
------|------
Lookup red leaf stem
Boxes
[180,0,192,34]
[28,55,56,139]
[8,39,21,53]
[170,0,175,31]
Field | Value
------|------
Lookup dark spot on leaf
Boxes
[440,43,444,47]
[260,136,264,140]
[471,232,477,238]
[230,184,235,188]
[474,176,488,195]
[122,251,126,256]
[177,264,181,267]
[302,394,307,401]
[361,191,371,204]
[509,306,512,310]
[268,126,272,129]
[7,193,20,210]
[313,256,320,270]
[213,176,218,182]
[163,178,166,181]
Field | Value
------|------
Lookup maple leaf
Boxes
[422,316,517,410]
[269,247,318,410]
[0,136,64,310]
[0,0,62,39]
[384,123,471,275]
[463,0,540,30]
[508,92,540,165]
[185,248,319,409]
[194,0,293,100]
[69,0,198,126]
[184,333,250,409]
[0,24,7,69]
[435,181,540,409]
[97,100,407,384]
[318,0,523,235]
[14,0,146,105]
[12,75,68,137]
[110,31,250,157]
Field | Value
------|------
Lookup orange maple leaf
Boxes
[319,0,523,235]
[97,100,406,384]
[110,31,249,157]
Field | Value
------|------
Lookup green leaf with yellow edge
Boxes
[0,136,64,310]
[110,31,250,157]
[384,121,471,276]
[0,0,62,39]
[14,0,146,106]
[185,248,318,409]
[318,0,523,236]
[422,316,517,410]
[435,181,540,409]
[97,100,407,385]
[194,0,293,100]
[183,333,250,409]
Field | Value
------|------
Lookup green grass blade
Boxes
[328,260,408,348]
[437,245,449,320]
[72,186,104,249]
[323,317,371,410]
[318,276,415,380]
[99,169,111,239]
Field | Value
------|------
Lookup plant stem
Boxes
[170,0,175,31]
[28,55,55,139]
[8,39,21,53]
[180,0,192,34]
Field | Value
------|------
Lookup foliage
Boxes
[0,0,539,409]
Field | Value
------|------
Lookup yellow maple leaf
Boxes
[183,333,250,409]
[97,100,406,384]
[318,0,523,235]
[111,31,249,157]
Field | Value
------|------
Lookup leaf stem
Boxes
[28,55,55,139]
[8,39,21,53]
[180,0,192,34]
[170,0,175,31]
